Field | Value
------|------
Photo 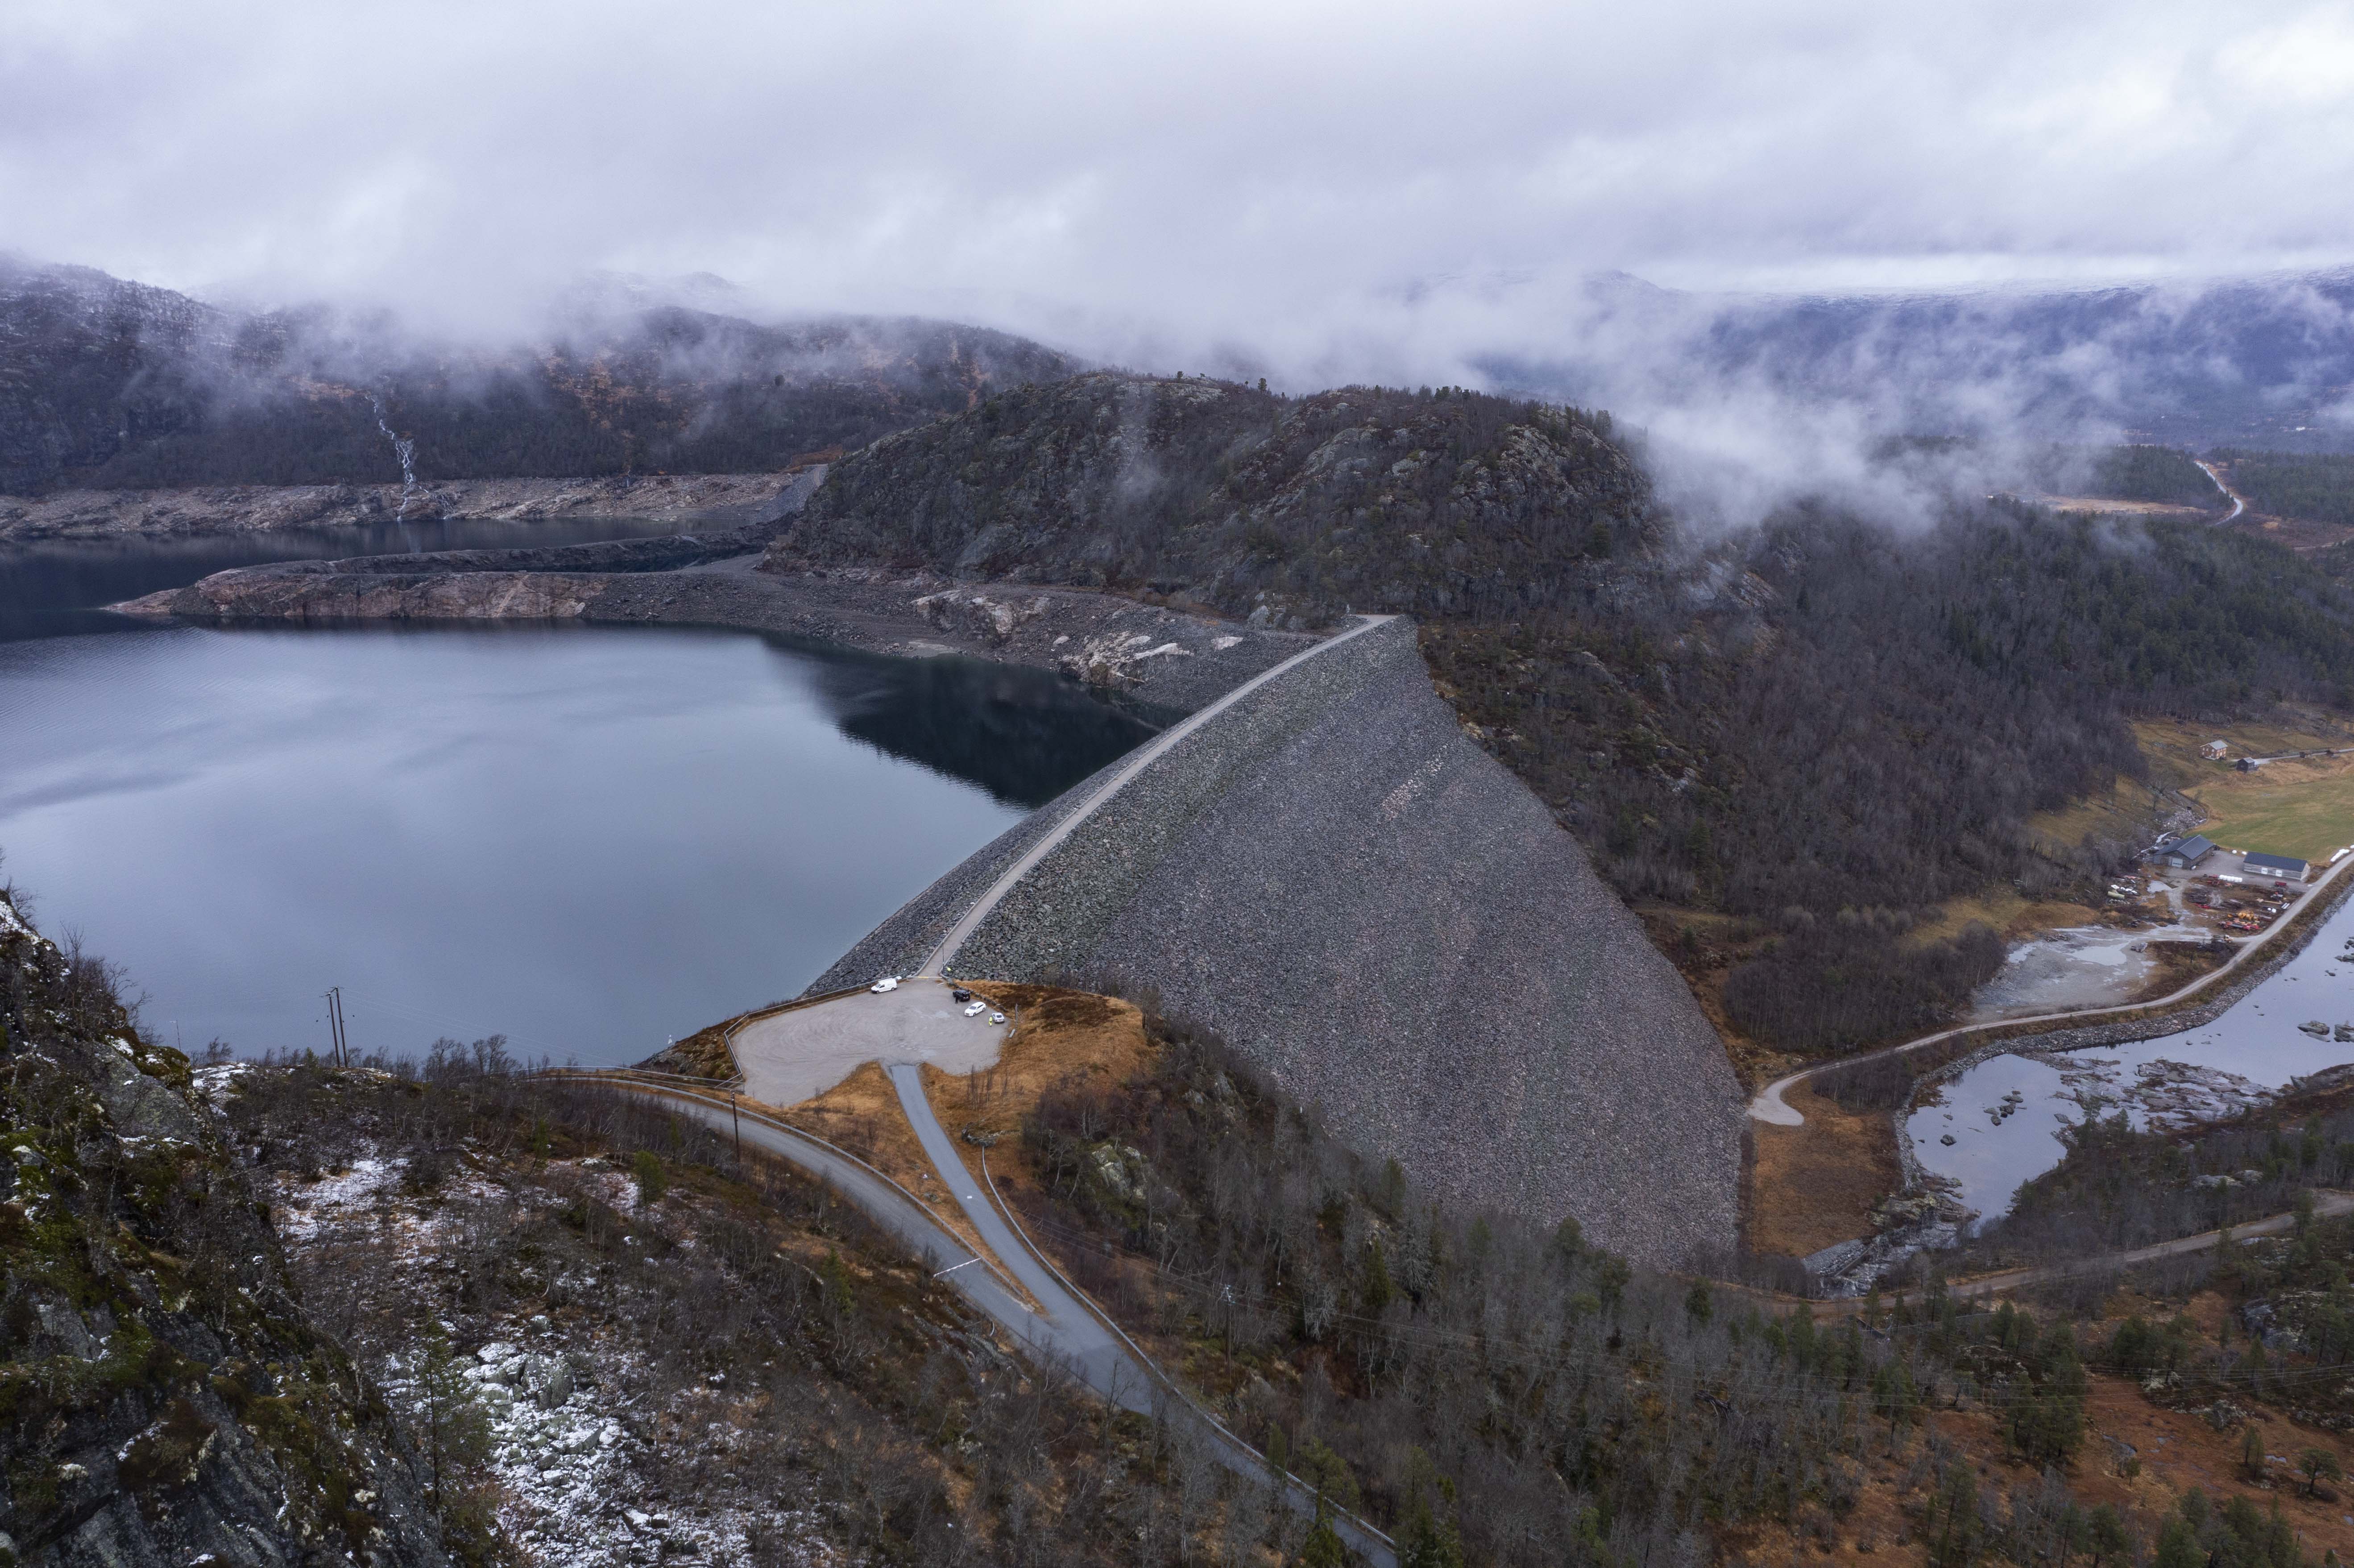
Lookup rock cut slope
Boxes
[818,617,1745,1268]
[0,893,445,1568]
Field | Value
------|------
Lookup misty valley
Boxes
[20,245,2354,1568]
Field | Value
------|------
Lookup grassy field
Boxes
[2136,717,2354,864]
[2020,775,2168,857]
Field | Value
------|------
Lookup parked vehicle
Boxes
[870,976,900,993]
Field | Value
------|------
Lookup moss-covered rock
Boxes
[0,894,446,1568]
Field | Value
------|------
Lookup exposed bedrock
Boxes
[0,470,811,542]
[816,616,1744,1268]
[115,553,1314,715]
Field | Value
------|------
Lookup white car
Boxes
[962,1001,986,1017]
[870,976,900,994]
[990,1012,1007,1026]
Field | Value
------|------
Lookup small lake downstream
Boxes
[0,520,1152,1065]
[1912,893,2354,1229]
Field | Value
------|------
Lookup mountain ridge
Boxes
[0,259,1077,496]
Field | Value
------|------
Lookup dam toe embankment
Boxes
[817,615,1744,1268]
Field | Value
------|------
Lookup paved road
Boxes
[884,1064,1145,1399]
[555,1073,1037,1329]
[564,1070,1398,1566]
[880,1062,1398,1564]
[1751,846,2354,1126]
[1717,1190,2354,1317]
[918,614,1398,978]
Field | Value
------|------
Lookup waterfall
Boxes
[369,391,421,519]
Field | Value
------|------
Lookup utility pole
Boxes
[323,987,348,1067]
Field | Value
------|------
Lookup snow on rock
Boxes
[271,1151,838,1568]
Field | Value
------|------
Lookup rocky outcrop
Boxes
[0,472,811,542]
[0,895,445,1568]
[115,553,1314,716]
[814,618,1745,1269]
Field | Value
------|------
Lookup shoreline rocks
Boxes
[0,471,810,542]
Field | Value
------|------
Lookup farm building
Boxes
[2244,852,2310,883]
[2202,739,2230,759]
[2153,834,2217,869]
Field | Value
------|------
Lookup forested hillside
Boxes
[1010,998,2315,1568]
[0,259,1073,495]
[2217,451,2354,530]
[772,372,1654,625]
[771,373,2354,1058]
[2075,444,2223,506]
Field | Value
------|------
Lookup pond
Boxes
[0,526,1151,1065]
[1911,890,2354,1229]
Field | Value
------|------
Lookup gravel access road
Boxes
[1751,847,2354,1127]
[2196,459,2249,523]
[1935,1188,2354,1304]
[916,614,1398,978]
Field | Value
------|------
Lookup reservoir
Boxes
[0,524,1150,1065]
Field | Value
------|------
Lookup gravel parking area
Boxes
[729,979,1010,1106]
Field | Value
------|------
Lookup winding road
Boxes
[919,614,1397,978]
[557,1069,1397,1564]
[548,616,1428,1560]
[2197,458,2249,523]
[1750,846,2354,1127]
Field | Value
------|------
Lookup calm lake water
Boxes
[0,526,1150,1064]
[0,514,703,640]
[1914,893,2354,1227]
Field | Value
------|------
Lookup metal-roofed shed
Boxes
[2154,835,2217,869]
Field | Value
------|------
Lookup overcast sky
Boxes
[8,0,2354,367]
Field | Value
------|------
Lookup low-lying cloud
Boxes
[8,0,2354,525]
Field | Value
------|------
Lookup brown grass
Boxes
[2228,510,2354,553]
[1745,1085,1903,1259]
[1766,1366,2354,1565]
[634,1019,739,1079]
[920,982,1152,1196]
[2024,776,2176,858]
[1716,1279,2354,1563]
[755,1061,1026,1297]
[2130,940,2234,1003]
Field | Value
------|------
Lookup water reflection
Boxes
[1914,893,2354,1226]
[0,529,1151,1063]
[806,648,1155,809]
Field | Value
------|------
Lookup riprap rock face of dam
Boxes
[817,616,1743,1268]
